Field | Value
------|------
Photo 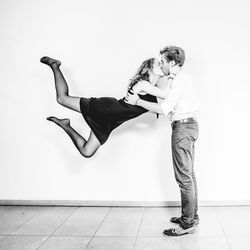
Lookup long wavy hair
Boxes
[127,58,155,90]
[127,58,159,118]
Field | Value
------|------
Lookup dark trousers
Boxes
[171,119,199,229]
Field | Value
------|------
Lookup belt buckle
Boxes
[172,117,194,126]
[180,118,191,124]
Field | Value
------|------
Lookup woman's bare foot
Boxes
[47,116,70,128]
[40,56,61,67]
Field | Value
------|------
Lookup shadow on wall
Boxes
[44,109,159,167]
[111,111,158,138]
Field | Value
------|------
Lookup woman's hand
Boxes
[124,89,140,105]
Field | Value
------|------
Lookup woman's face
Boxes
[151,59,164,76]
[160,55,171,75]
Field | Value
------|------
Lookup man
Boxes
[125,46,199,236]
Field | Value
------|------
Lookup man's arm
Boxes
[126,76,183,115]
[125,91,172,115]
[136,99,166,115]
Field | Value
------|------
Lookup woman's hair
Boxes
[128,58,155,90]
[127,58,159,119]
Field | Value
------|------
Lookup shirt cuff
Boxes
[161,102,172,115]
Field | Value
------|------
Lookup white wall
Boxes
[0,0,250,202]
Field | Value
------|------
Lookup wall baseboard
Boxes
[0,200,250,207]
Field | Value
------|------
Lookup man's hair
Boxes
[160,46,185,66]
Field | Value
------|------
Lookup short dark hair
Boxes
[160,46,185,66]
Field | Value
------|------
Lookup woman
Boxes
[40,56,163,157]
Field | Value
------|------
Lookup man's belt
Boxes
[171,117,197,126]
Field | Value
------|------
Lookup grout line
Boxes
[84,207,112,249]
[213,207,232,250]
[1,200,250,207]
[0,235,7,244]
[36,206,79,249]
[1,234,227,238]
[50,207,80,236]
[132,207,146,250]
[8,206,42,236]
[0,206,11,216]
[1,234,165,237]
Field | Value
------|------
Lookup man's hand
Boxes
[168,65,180,80]
[124,90,140,105]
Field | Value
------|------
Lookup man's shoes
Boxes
[170,216,199,226]
[163,224,196,237]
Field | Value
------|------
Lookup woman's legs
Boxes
[47,116,101,158]
[40,56,81,113]
[41,57,101,157]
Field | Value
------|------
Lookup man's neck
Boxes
[168,66,182,76]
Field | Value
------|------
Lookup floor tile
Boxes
[181,236,230,250]
[138,207,179,237]
[0,206,10,216]
[0,206,40,235]
[215,207,250,236]
[134,236,181,250]
[86,236,135,250]
[39,236,91,250]
[193,207,224,236]
[0,205,249,249]
[54,207,110,236]
[0,236,6,242]
[228,236,250,250]
[0,235,48,250]
[95,207,144,236]
[11,206,76,235]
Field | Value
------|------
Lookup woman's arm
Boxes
[136,99,165,114]
[132,80,166,98]
[124,90,165,114]
[133,79,171,99]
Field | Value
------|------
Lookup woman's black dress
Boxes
[79,94,157,145]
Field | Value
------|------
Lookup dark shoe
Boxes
[170,216,199,226]
[163,224,196,237]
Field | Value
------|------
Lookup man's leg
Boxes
[163,121,198,236]
[192,161,199,222]
[170,129,199,226]
[175,135,196,229]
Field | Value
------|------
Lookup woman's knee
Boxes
[80,147,96,158]
[57,95,67,105]
[57,95,81,113]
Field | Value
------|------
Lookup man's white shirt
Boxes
[160,72,199,121]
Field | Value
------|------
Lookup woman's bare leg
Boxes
[47,116,101,158]
[40,56,81,113]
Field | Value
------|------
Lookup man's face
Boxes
[160,55,170,76]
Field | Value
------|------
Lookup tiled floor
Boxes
[0,206,249,249]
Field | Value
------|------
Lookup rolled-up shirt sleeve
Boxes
[161,78,184,115]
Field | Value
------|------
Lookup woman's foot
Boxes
[40,56,61,67]
[47,116,70,128]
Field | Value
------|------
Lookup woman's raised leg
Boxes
[40,56,81,113]
[47,116,101,158]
